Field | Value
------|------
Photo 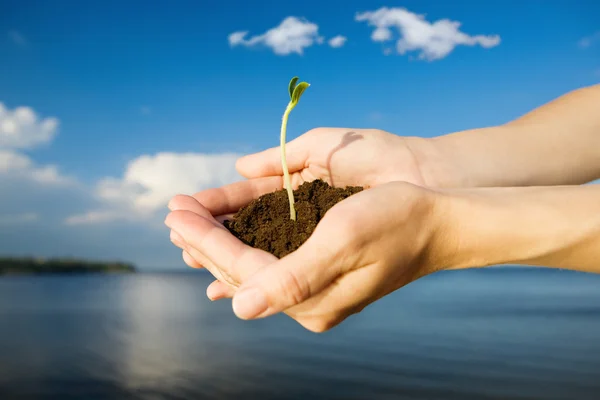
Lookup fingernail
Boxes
[170,230,185,245]
[207,292,223,301]
[232,288,268,319]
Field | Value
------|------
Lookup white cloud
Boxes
[228,31,248,46]
[66,151,243,225]
[0,212,38,225]
[355,7,500,60]
[8,30,27,46]
[328,35,347,48]
[228,16,324,55]
[0,103,59,149]
[0,149,73,185]
[0,103,71,186]
[578,31,600,49]
[0,102,207,269]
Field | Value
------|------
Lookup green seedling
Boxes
[281,76,310,221]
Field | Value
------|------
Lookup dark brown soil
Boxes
[223,179,363,258]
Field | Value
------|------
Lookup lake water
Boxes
[1,267,599,400]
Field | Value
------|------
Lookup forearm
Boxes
[410,84,600,188]
[439,184,600,273]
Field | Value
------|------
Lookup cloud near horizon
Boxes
[0,102,72,186]
[0,101,245,268]
[0,102,59,149]
[0,102,243,227]
[355,7,501,60]
[66,151,242,225]
[0,149,74,186]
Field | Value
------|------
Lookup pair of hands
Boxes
[165,128,452,332]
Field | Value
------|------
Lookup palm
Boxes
[254,184,422,329]
[167,181,433,332]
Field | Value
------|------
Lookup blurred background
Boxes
[1,0,599,399]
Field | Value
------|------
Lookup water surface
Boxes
[1,268,599,399]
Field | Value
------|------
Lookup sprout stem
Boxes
[281,101,297,221]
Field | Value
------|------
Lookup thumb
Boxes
[231,241,340,320]
[235,135,310,178]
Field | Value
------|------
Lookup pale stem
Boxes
[281,102,296,221]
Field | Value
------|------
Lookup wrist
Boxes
[404,135,471,189]
[432,188,521,271]
[435,185,600,272]
[406,125,519,189]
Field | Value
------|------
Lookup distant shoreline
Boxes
[0,257,136,275]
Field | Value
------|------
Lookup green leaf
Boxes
[291,82,310,104]
[288,76,299,100]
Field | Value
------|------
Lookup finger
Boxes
[170,222,232,283]
[236,135,310,178]
[169,195,236,239]
[182,250,203,269]
[170,229,187,248]
[184,243,232,284]
[169,194,219,221]
[165,210,276,284]
[191,177,283,216]
[207,280,236,300]
[172,229,230,282]
[230,235,342,320]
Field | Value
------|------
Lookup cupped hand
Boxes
[191,128,427,222]
[165,181,450,332]
[172,127,427,280]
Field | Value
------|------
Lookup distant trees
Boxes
[0,257,136,275]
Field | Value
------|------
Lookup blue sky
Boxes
[1,0,599,269]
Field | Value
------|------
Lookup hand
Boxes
[169,127,431,301]
[189,128,429,222]
[167,127,438,317]
[165,181,449,332]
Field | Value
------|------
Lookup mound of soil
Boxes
[223,179,363,258]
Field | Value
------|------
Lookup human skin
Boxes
[165,183,600,333]
[164,83,600,332]
[181,83,600,223]
[413,83,600,188]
